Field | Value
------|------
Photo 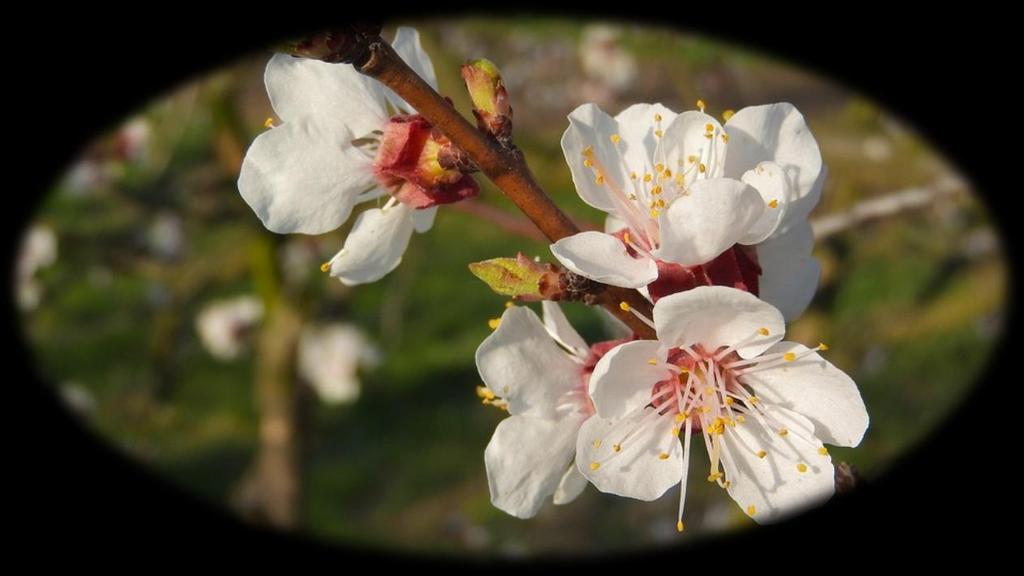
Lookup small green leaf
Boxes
[468,253,551,300]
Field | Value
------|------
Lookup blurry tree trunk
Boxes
[232,236,308,529]
[233,299,304,528]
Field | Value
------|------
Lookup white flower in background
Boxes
[238,27,478,286]
[477,302,628,518]
[579,25,637,94]
[145,211,184,259]
[15,224,58,311]
[297,323,381,404]
[551,101,824,320]
[195,295,264,361]
[577,286,867,529]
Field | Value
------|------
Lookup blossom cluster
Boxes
[236,26,868,533]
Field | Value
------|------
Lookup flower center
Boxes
[577,111,729,252]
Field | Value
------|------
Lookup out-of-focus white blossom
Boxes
[297,323,381,404]
[15,224,58,311]
[195,295,264,360]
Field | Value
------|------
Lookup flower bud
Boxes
[461,58,513,142]
[280,24,383,65]
[374,114,479,209]
[468,253,561,302]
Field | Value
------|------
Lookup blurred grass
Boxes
[20,17,1005,556]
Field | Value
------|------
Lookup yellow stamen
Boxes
[610,134,621,144]
[721,133,730,143]
[659,452,670,460]
[488,318,501,330]
[656,199,666,208]
[263,117,275,128]
[768,199,779,208]
[756,450,767,459]
[612,443,621,452]
[654,113,663,122]
[319,261,332,273]
[630,171,638,180]
[676,520,684,533]
[818,447,829,456]
[655,163,665,173]
[758,327,770,336]
[475,386,495,400]
[687,155,697,163]
[655,129,663,138]
[504,301,514,308]
[698,163,707,173]
[619,301,631,312]
[675,413,686,423]
[593,440,602,448]
[705,123,714,133]
[647,358,658,365]
[651,185,662,195]
[590,462,601,470]
[582,145,593,157]
[670,427,680,437]
[723,109,735,121]
[650,209,659,218]
[583,158,594,168]
[797,463,808,473]
[783,352,796,362]
[778,428,789,436]
[662,168,672,178]
[736,415,746,423]
[696,99,706,112]
[724,397,735,406]
[748,396,759,405]
[818,342,830,351]
[707,472,724,482]
[747,505,756,516]
[595,174,605,185]
[643,173,653,182]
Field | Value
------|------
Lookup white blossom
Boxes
[237,28,447,285]
[15,224,57,311]
[195,295,264,361]
[552,102,824,320]
[297,323,380,404]
[476,302,604,518]
[577,286,867,529]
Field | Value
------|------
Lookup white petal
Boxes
[653,286,784,359]
[485,413,586,519]
[541,301,589,357]
[561,103,630,213]
[551,231,658,288]
[756,221,819,322]
[604,214,627,234]
[576,409,682,501]
[654,178,765,267]
[655,110,727,181]
[238,118,377,234]
[327,204,415,285]
[411,206,437,233]
[737,161,788,244]
[589,340,669,419]
[739,342,868,447]
[614,103,678,177]
[720,405,834,524]
[724,103,824,228]
[265,53,387,137]
[553,461,589,505]
[385,27,439,114]
[475,306,583,419]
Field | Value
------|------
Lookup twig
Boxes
[354,34,656,338]
[810,177,964,240]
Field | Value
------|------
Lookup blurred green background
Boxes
[18,18,1005,557]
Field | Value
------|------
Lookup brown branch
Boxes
[358,37,655,337]
[810,177,964,241]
